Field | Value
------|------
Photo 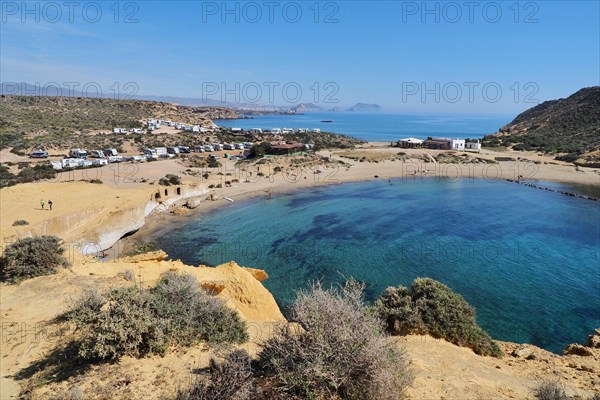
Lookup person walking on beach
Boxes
[48,200,53,210]
[40,199,45,210]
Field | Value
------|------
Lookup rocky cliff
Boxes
[483,86,600,163]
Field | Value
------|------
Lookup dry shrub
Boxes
[532,380,569,400]
[65,272,248,360]
[176,350,255,400]
[0,236,70,283]
[257,280,413,400]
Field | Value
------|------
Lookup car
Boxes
[209,154,220,160]
[30,150,48,158]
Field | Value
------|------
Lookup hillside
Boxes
[0,95,241,152]
[1,253,598,399]
[482,87,600,164]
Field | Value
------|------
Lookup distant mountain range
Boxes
[0,82,382,114]
[483,86,600,164]
[347,103,383,112]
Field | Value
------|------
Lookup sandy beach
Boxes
[2,142,599,258]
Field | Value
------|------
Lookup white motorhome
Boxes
[154,147,168,156]
[90,150,105,158]
[143,148,158,158]
[204,145,214,152]
[249,128,262,134]
[271,128,281,134]
[69,148,88,159]
[282,128,293,134]
[192,125,201,132]
[103,148,118,157]
[223,143,236,150]
[212,143,224,151]
[312,128,321,133]
[92,159,109,166]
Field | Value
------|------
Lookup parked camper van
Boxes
[178,146,191,153]
[312,128,321,133]
[30,150,48,159]
[167,146,180,155]
[69,148,88,159]
[249,128,262,134]
[103,148,118,157]
[90,150,105,158]
[212,143,224,151]
[271,128,281,134]
[143,148,158,158]
[154,147,168,156]
[194,145,205,153]
[204,145,215,152]
[223,143,236,150]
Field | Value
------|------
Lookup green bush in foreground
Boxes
[0,236,70,283]
[257,280,413,400]
[151,271,248,346]
[66,272,248,360]
[375,278,502,358]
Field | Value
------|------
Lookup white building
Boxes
[465,140,482,152]
[397,138,424,148]
[450,138,465,151]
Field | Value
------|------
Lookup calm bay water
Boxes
[156,178,600,354]
[217,112,512,142]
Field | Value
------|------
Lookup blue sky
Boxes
[1,1,598,113]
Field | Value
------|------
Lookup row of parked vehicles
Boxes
[194,142,252,153]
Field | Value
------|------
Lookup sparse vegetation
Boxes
[12,219,29,226]
[257,280,413,400]
[0,236,70,283]
[532,380,569,400]
[176,350,255,400]
[159,174,182,186]
[65,272,248,360]
[150,271,248,346]
[0,95,240,153]
[0,163,57,187]
[374,278,502,357]
[482,87,600,161]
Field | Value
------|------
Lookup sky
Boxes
[1,0,599,114]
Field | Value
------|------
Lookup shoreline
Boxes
[116,158,600,257]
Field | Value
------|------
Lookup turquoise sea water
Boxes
[217,112,512,142]
[156,178,600,354]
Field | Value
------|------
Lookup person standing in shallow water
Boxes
[48,200,53,210]
[40,199,44,210]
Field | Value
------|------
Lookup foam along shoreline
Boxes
[118,175,600,261]
[2,145,599,258]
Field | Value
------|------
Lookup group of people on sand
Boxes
[40,199,53,210]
